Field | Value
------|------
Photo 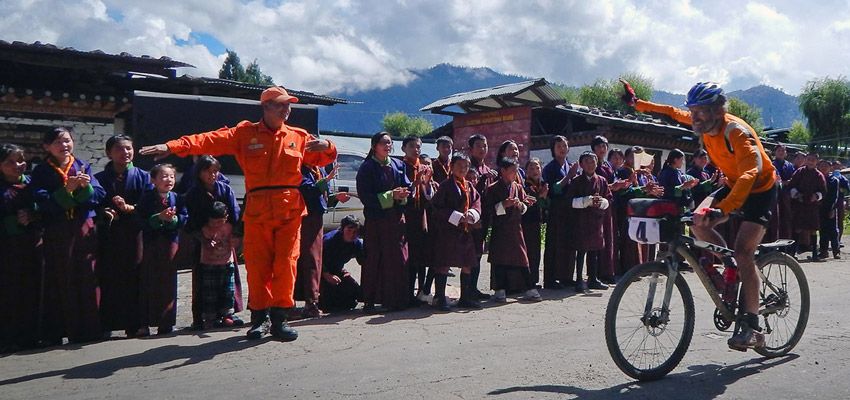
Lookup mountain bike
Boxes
[604,199,810,381]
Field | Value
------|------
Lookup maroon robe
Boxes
[404,159,435,271]
[471,158,496,256]
[522,178,545,286]
[566,173,613,251]
[94,164,150,333]
[595,161,617,277]
[431,156,451,185]
[357,157,411,310]
[295,211,323,303]
[777,184,793,239]
[431,178,482,274]
[542,160,577,285]
[0,175,42,349]
[484,180,530,268]
[137,191,185,330]
[788,167,826,231]
[31,159,105,343]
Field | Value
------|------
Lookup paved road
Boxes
[2,239,849,399]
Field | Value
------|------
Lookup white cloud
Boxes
[1,0,849,95]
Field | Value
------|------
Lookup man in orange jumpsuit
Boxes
[140,87,337,341]
[621,80,777,351]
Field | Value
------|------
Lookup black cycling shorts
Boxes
[710,183,778,227]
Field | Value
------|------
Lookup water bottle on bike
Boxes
[699,256,726,293]
[721,256,739,304]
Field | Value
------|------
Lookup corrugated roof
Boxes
[130,74,350,106]
[0,40,194,69]
[420,78,565,115]
[555,103,693,135]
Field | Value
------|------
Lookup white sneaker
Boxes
[417,292,433,304]
[493,290,507,303]
[524,288,542,302]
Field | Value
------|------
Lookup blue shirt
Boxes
[322,229,365,276]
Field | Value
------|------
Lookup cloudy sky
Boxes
[2,0,849,96]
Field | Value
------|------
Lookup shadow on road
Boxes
[287,286,591,327]
[0,335,265,385]
[487,354,800,399]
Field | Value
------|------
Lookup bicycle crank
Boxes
[713,307,733,331]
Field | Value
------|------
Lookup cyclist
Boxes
[620,80,778,351]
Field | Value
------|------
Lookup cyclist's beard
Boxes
[692,117,720,136]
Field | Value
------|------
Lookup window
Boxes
[336,154,364,181]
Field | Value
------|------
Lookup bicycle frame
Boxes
[650,234,738,324]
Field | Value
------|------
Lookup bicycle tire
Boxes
[753,251,810,357]
[605,262,695,381]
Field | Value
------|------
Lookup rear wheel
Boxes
[754,251,809,357]
[605,262,695,381]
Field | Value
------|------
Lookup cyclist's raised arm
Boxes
[620,78,693,126]
[634,100,693,126]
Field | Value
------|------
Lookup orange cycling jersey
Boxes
[635,99,776,215]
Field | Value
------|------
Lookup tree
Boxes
[244,60,275,86]
[575,73,654,113]
[727,97,765,135]
[219,50,245,81]
[787,120,812,145]
[381,112,434,137]
[218,50,275,85]
[798,76,850,153]
[551,84,580,104]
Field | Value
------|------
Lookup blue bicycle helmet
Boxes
[685,82,724,107]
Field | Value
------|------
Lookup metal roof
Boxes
[0,40,194,70]
[127,73,350,106]
[420,78,565,115]
[554,103,694,135]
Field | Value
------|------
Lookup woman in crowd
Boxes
[356,132,411,313]
[31,127,105,344]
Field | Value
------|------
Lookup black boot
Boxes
[432,274,451,312]
[457,273,483,310]
[269,307,298,342]
[470,266,491,300]
[246,309,269,340]
[809,234,822,262]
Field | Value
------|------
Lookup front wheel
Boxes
[605,262,695,381]
[754,251,810,357]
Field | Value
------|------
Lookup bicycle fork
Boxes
[642,253,681,327]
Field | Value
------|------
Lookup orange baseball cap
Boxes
[260,86,299,104]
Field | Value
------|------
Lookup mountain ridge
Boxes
[321,64,802,134]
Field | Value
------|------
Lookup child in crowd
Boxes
[31,127,105,344]
[431,136,453,184]
[402,137,437,307]
[542,135,579,288]
[431,153,483,311]
[296,161,348,318]
[522,158,548,289]
[95,135,151,337]
[566,152,613,293]
[485,157,541,303]
[0,144,42,351]
[197,201,241,328]
[184,155,244,329]
[136,163,186,336]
